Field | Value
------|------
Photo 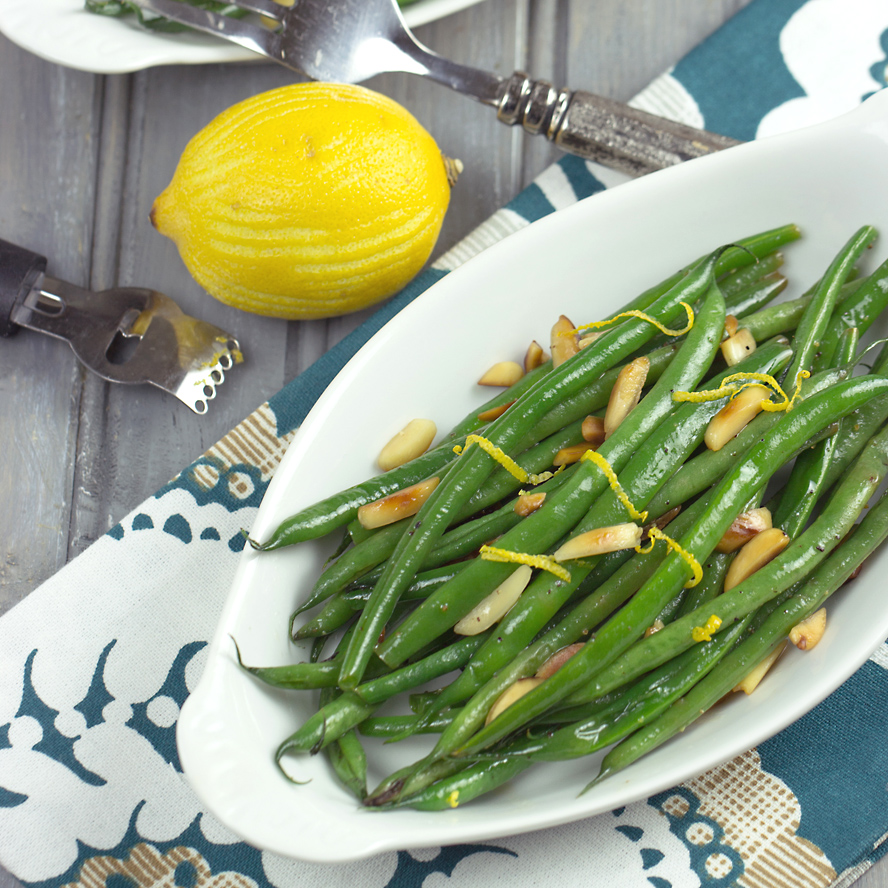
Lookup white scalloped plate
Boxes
[0,0,485,73]
[177,90,888,862]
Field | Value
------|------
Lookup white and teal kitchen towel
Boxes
[2,0,888,885]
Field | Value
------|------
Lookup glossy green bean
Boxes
[277,632,490,756]
[550,414,888,710]
[781,225,875,385]
[386,339,791,733]
[372,273,729,672]
[337,248,732,690]
[772,325,859,537]
[589,482,888,789]
[452,373,888,758]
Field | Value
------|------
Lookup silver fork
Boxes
[132,0,739,177]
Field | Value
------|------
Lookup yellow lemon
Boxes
[150,82,460,320]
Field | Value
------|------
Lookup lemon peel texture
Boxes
[150,82,459,320]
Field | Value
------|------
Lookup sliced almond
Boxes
[377,418,437,472]
[453,565,533,636]
[582,415,606,446]
[524,340,549,372]
[578,331,603,349]
[478,361,524,387]
[535,643,584,680]
[554,522,643,562]
[477,400,515,422]
[724,315,739,338]
[704,384,771,451]
[551,315,579,368]
[514,491,547,517]
[789,607,827,650]
[553,443,595,466]
[721,328,757,367]
[644,618,666,638]
[716,507,773,553]
[605,357,650,438]
[356,477,440,530]
[724,526,790,591]
[733,641,787,694]
[485,677,544,725]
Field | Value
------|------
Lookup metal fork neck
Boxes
[495,71,740,176]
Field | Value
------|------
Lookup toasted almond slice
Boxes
[477,400,515,422]
[644,618,666,638]
[733,641,787,694]
[578,332,603,349]
[524,340,549,372]
[716,507,773,553]
[554,522,643,562]
[535,643,584,680]
[724,526,790,591]
[605,357,649,438]
[721,328,757,367]
[724,315,739,338]
[582,415,606,446]
[485,677,544,725]
[478,361,524,387]
[553,443,595,466]
[789,607,827,650]
[704,384,771,451]
[514,491,547,517]
[454,565,533,636]
[357,477,440,530]
[551,315,579,368]
[377,418,437,472]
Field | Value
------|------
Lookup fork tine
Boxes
[133,0,283,59]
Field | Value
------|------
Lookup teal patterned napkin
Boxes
[2,1,888,886]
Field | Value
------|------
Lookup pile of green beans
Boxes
[240,222,888,811]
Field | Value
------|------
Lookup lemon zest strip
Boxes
[580,450,649,522]
[453,435,555,485]
[570,302,695,338]
[479,545,572,582]
[673,370,809,413]
[446,790,460,808]
[691,614,723,643]
[636,526,703,588]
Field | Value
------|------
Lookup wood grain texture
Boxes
[1,0,886,884]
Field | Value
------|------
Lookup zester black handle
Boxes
[0,238,47,338]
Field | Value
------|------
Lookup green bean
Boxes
[250,435,471,551]
[235,643,341,689]
[543,413,888,712]
[772,325,859,537]
[325,728,368,800]
[719,250,785,297]
[277,632,491,756]
[358,710,457,738]
[724,271,787,319]
[387,612,755,810]
[781,225,875,385]
[252,228,798,556]
[589,481,888,789]
[451,373,888,758]
[812,252,888,372]
[343,563,463,600]
[384,339,790,734]
[372,273,729,671]
[381,756,532,811]
[364,493,718,805]
[337,249,733,690]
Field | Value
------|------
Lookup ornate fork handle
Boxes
[497,73,741,177]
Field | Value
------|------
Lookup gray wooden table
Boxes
[1,0,885,885]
